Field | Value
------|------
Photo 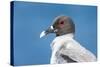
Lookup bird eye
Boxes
[60,21,64,24]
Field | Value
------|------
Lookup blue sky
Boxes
[12,1,97,66]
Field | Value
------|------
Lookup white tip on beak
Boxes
[40,31,46,38]
[50,26,54,30]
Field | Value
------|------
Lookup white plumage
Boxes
[40,16,96,64]
[50,33,96,64]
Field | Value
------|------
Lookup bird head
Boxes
[40,15,75,38]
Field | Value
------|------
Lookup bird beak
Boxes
[40,26,55,38]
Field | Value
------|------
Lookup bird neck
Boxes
[56,33,74,38]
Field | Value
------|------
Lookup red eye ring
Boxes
[60,21,64,24]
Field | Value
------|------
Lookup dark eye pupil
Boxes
[60,21,64,24]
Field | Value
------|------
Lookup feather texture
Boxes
[50,33,96,64]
